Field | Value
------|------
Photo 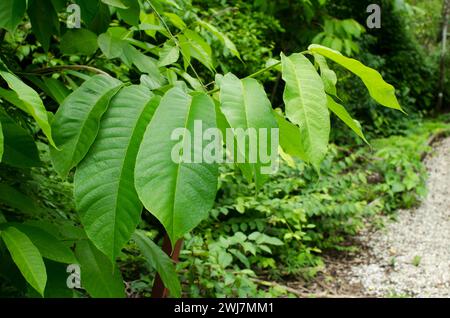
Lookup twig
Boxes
[19,65,110,76]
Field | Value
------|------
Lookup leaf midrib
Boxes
[170,93,194,241]
[287,56,314,152]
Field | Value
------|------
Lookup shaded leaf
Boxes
[0,184,41,215]
[60,29,99,56]
[1,226,47,296]
[75,240,125,298]
[0,110,41,168]
[132,230,181,297]
[0,0,26,32]
[27,0,60,51]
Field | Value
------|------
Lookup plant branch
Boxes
[19,65,110,76]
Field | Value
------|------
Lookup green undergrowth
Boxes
[170,117,450,297]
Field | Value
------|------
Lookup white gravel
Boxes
[350,137,450,298]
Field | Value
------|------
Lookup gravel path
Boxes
[349,137,450,297]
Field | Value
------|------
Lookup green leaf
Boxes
[0,184,41,215]
[117,0,140,26]
[178,30,214,71]
[158,43,180,67]
[76,0,111,34]
[1,226,47,296]
[132,230,181,298]
[0,0,26,32]
[219,73,278,187]
[327,95,368,144]
[313,53,337,96]
[308,44,403,111]
[97,27,128,59]
[272,110,306,161]
[135,87,219,245]
[74,86,160,261]
[27,0,60,51]
[139,12,159,38]
[0,110,41,168]
[12,224,77,264]
[42,260,74,298]
[42,77,70,104]
[281,52,330,169]
[0,120,3,162]
[50,75,122,178]
[122,45,162,82]
[101,0,129,9]
[75,240,125,298]
[163,12,186,30]
[0,71,56,147]
[60,29,99,56]
[197,20,241,59]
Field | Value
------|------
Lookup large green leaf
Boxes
[13,224,77,264]
[0,110,41,168]
[75,240,125,298]
[0,226,47,296]
[50,75,122,178]
[219,73,278,187]
[74,86,160,261]
[280,52,330,169]
[0,0,26,32]
[0,71,56,147]
[308,44,402,111]
[135,87,219,245]
[327,95,368,144]
[27,0,60,51]
[132,230,181,298]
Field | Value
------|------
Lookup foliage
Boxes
[0,0,444,299]
[328,0,439,120]
[177,118,450,297]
